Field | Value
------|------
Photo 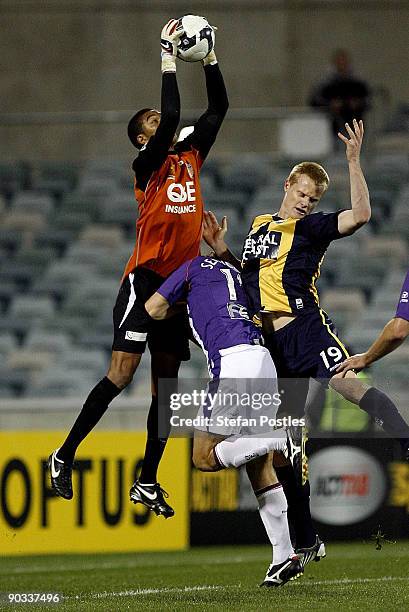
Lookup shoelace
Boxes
[155,484,170,499]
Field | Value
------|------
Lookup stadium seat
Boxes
[206,191,247,219]
[27,368,95,398]
[60,192,103,221]
[76,330,113,353]
[394,185,409,209]
[0,229,24,254]
[99,192,138,228]
[7,349,52,374]
[67,279,118,302]
[372,152,409,175]
[10,295,55,320]
[11,191,54,215]
[60,349,107,377]
[33,228,76,256]
[343,326,379,353]
[13,246,57,274]
[364,309,396,327]
[51,211,93,234]
[0,281,22,311]
[0,333,18,359]
[79,224,124,248]
[77,176,118,197]
[372,290,401,311]
[24,330,73,355]
[0,194,6,215]
[0,260,46,289]
[0,162,29,196]
[65,243,111,267]
[62,280,118,318]
[381,216,409,238]
[32,262,97,300]
[220,158,273,193]
[2,211,47,233]
[200,174,217,199]
[83,159,126,180]
[0,366,27,396]
[362,236,407,264]
[32,316,89,343]
[336,257,387,294]
[30,160,79,195]
[320,288,366,317]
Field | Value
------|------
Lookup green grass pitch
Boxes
[0,542,408,611]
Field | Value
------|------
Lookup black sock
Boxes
[359,387,409,451]
[275,465,316,549]
[139,396,171,484]
[57,377,122,463]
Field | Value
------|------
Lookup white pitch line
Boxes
[65,576,409,601]
[293,576,409,587]
[68,585,225,600]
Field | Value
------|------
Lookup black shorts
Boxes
[265,309,349,382]
[112,267,190,360]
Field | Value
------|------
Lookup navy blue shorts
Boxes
[265,310,350,382]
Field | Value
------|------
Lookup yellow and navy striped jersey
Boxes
[241,212,343,316]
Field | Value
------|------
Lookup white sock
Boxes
[257,485,294,565]
[214,430,286,468]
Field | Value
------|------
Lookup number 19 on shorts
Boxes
[320,346,344,373]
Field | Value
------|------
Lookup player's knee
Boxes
[192,447,217,472]
[108,353,141,388]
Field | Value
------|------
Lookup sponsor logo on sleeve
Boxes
[400,291,408,303]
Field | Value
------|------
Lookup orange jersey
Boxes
[122,148,204,280]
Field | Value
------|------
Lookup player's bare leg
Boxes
[49,351,141,499]
[130,351,181,518]
[192,430,227,471]
[107,351,142,388]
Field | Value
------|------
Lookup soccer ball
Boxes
[177,15,215,62]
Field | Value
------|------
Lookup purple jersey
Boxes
[395,270,409,322]
[157,256,261,366]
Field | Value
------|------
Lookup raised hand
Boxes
[161,19,184,57]
[203,210,228,254]
[336,353,368,376]
[338,118,364,163]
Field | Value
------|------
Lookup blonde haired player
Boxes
[204,119,409,567]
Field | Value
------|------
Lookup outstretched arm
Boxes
[337,317,409,375]
[177,47,229,162]
[337,119,371,236]
[132,20,184,189]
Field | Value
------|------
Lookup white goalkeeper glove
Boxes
[160,18,184,73]
[202,24,218,66]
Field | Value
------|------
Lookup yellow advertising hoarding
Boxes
[0,432,189,555]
